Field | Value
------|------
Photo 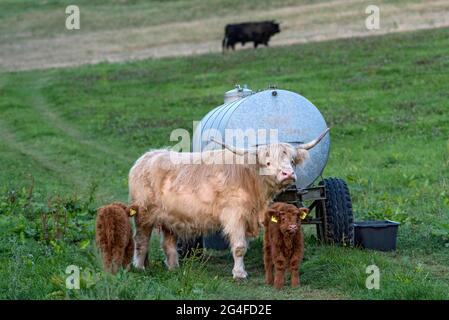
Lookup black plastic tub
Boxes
[354,220,400,251]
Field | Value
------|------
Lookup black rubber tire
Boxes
[317,178,354,246]
[177,236,204,258]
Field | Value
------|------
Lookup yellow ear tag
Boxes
[271,216,278,223]
[299,211,308,220]
[129,209,137,216]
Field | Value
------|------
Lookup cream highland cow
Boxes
[129,129,329,279]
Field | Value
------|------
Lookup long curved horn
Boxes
[297,128,330,150]
[210,137,248,156]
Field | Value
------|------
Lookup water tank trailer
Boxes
[178,85,355,255]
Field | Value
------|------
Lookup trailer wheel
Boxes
[317,178,354,246]
[177,236,203,258]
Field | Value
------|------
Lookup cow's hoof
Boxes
[165,263,179,271]
[233,276,248,282]
[132,261,146,271]
[232,270,248,280]
[134,265,145,271]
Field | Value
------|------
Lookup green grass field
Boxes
[1,26,449,299]
[0,0,425,43]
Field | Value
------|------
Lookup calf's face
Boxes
[269,204,309,236]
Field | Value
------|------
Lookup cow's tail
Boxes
[222,36,227,53]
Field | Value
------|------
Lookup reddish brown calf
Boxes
[95,202,139,274]
[263,202,308,289]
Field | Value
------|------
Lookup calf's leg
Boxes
[161,227,179,270]
[290,232,304,287]
[123,235,134,270]
[274,255,287,289]
[111,244,126,274]
[263,231,274,285]
[101,248,113,273]
[290,257,300,287]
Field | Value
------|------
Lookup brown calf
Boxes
[263,202,309,289]
[95,202,139,274]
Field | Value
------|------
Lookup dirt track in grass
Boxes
[1,0,449,71]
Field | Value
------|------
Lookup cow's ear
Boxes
[294,148,309,165]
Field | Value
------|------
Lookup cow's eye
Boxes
[266,161,271,166]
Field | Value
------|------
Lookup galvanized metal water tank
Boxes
[192,86,330,188]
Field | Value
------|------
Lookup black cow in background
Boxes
[222,21,280,51]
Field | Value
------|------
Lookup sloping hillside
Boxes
[1,0,449,70]
[1,27,449,299]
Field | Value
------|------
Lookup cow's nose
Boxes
[288,224,298,232]
[282,170,294,178]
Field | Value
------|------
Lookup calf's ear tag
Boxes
[299,210,308,220]
[271,216,278,223]
[129,208,137,216]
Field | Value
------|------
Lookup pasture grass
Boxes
[0,26,449,299]
[0,0,424,42]
[0,0,324,43]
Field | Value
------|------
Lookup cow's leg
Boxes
[133,222,153,269]
[222,215,248,279]
[230,233,248,280]
[222,37,227,53]
[161,226,179,270]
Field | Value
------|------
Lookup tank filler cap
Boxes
[224,84,254,103]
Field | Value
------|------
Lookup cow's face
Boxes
[256,143,308,187]
[213,128,329,188]
[272,22,280,34]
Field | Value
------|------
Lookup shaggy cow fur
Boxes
[263,202,308,289]
[130,145,309,279]
[129,129,329,279]
[95,202,139,274]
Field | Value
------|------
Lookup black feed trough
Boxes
[354,220,400,251]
